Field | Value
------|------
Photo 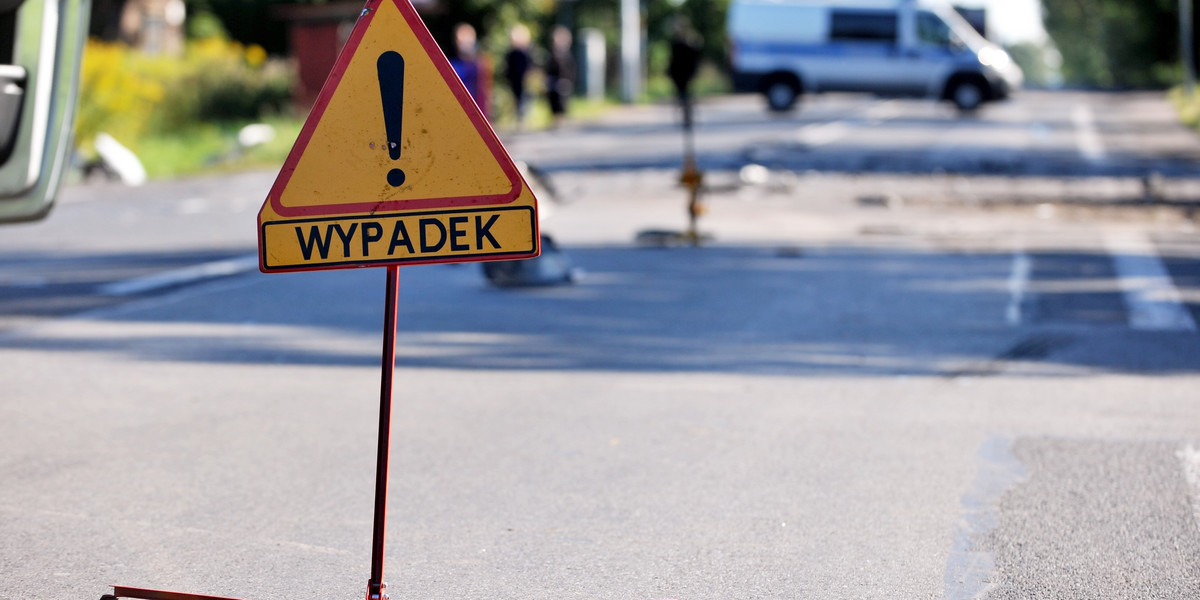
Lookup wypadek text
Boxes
[260,206,537,271]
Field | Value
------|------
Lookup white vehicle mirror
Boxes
[0,0,89,224]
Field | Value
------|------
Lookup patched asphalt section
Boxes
[979,438,1200,599]
[944,436,1026,600]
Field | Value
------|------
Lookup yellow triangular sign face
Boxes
[257,0,539,272]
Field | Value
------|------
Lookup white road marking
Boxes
[797,120,850,147]
[97,254,259,297]
[1006,251,1031,326]
[177,197,210,215]
[1028,122,1051,142]
[1105,232,1198,331]
[864,99,899,121]
[1071,103,1107,162]
[794,100,898,148]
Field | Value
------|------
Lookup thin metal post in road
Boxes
[1183,0,1196,94]
[368,265,400,600]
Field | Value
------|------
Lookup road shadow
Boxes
[1,244,1197,376]
[0,249,255,321]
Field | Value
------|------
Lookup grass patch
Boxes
[128,83,744,179]
[642,64,731,103]
[133,115,304,179]
[132,96,619,179]
[1170,86,1200,131]
[487,91,617,132]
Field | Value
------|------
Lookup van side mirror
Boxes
[0,0,89,224]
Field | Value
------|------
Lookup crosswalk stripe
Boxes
[1105,232,1198,331]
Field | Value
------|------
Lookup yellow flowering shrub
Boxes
[158,38,293,130]
[75,41,169,153]
[75,37,295,153]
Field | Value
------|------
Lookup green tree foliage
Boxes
[186,0,731,76]
[185,0,732,108]
[184,0,561,58]
[1005,41,1055,88]
[416,0,552,60]
[642,0,730,67]
[185,0,293,54]
[1042,0,1180,88]
[524,0,732,98]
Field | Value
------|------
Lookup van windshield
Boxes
[926,5,988,52]
[916,11,954,48]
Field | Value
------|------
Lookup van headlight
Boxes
[978,47,1011,68]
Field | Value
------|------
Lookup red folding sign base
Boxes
[105,265,402,600]
[103,587,247,600]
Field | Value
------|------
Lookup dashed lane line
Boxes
[794,100,898,148]
[1006,251,1031,326]
[1071,103,1107,162]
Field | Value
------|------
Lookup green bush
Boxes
[1170,86,1200,130]
[75,41,170,153]
[155,37,293,131]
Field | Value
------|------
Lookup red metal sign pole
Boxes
[368,265,400,600]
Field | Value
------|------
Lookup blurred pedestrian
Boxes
[449,23,479,88]
[544,25,575,128]
[503,24,534,130]
[450,23,492,118]
[667,16,703,129]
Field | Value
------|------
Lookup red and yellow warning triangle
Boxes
[257,0,539,272]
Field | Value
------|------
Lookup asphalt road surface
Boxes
[2,90,1200,600]
[506,90,1200,179]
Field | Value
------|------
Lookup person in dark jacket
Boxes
[503,24,533,129]
[544,25,575,128]
[668,16,703,129]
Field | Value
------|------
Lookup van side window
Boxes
[829,10,898,44]
[916,11,954,47]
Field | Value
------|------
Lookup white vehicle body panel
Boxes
[728,0,1023,110]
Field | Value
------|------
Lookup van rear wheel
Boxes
[764,79,800,112]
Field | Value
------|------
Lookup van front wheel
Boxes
[764,79,800,112]
[949,79,986,113]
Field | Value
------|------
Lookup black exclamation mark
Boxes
[377,51,406,187]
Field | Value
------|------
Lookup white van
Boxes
[727,0,1024,112]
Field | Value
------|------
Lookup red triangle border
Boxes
[265,0,524,219]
